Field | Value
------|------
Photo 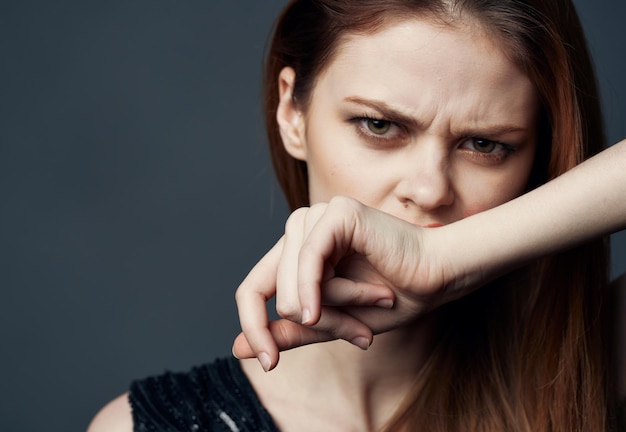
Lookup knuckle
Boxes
[285,207,309,230]
[328,195,361,213]
[333,321,362,341]
[307,202,327,219]
[309,202,328,212]
[329,325,351,341]
[351,287,366,303]
[275,302,300,321]
[297,246,316,263]
[296,202,329,235]
[275,320,293,345]
[234,285,248,302]
[327,196,365,228]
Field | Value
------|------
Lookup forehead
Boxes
[309,18,537,132]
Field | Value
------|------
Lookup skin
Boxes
[87,15,626,432]
[282,23,538,222]
[88,17,541,432]
[240,18,538,361]
[239,18,539,431]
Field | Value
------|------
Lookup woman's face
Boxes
[278,18,539,226]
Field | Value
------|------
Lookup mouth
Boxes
[417,223,444,228]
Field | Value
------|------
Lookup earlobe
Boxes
[276,67,307,161]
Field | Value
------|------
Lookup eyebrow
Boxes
[343,96,530,139]
[344,96,421,128]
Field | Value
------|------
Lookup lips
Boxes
[417,223,444,228]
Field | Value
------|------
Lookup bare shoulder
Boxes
[87,393,133,432]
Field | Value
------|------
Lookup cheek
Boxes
[307,156,359,202]
[462,200,502,219]
[305,127,384,203]
[312,163,377,202]
[459,172,531,219]
[462,205,486,219]
[461,193,514,219]
[460,146,536,219]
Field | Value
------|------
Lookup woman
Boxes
[90,0,624,430]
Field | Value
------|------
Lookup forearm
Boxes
[446,139,626,284]
[234,141,626,360]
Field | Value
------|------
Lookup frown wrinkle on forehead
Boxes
[293,17,538,226]
[312,19,537,140]
[342,96,532,140]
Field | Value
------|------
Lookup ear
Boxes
[276,67,307,161]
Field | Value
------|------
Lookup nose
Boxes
[394,141,454,212]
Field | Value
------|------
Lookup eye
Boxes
[366,119,391,135]
[468,138,497,153]
[461,137,513,155]
[348,115,407,146]
[459,137,516,164]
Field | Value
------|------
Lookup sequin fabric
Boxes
[129,357,280,432]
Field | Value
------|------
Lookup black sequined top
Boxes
[129,357,280,432]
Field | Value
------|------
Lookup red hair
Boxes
[263,1,615,430]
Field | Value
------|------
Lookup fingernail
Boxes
[350,337,370,350]
[375,299,394,309]
[301,308,312,325]
[258,352,272,372]
[231,346,240,359]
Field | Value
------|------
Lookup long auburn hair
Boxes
[263,0,615,430]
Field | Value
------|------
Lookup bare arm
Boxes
[447,139,626,288]
[234,140,626,369]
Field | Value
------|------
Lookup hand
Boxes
[234,140,626,371]
[233,196,470,371]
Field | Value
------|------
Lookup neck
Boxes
[241,313,439,431]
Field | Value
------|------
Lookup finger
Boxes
[233,305,375,357]
[235,238,285,372]
[298,198,361,324]
[232,319,334,359]
[313,306,374,349]
[275,208,308,322]
[321,277,394,308]
[276,204,328,325]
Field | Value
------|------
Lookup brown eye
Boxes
[473,138,497,153]
[366,119,391,135]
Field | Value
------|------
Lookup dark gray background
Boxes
[0,2,624,431]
